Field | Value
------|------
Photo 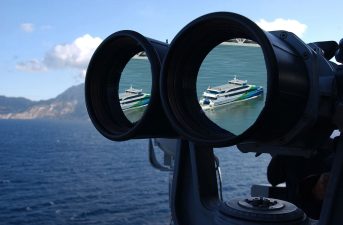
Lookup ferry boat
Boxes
[132,51,148,59]
[119,86,150,111]
[222,38,260,47]
[199,76,263,110]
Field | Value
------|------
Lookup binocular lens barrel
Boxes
[85,30,175,141]
[86,13,312,147]
[160,12,309,146]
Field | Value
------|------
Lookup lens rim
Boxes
[160,12,279,146]
[85,30,162,140]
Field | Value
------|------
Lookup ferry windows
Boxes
[196,39,267,135]
[118,52,152,123]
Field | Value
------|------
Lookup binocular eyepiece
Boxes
[85,12,339,147]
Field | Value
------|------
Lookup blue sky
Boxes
[1,0,342,100]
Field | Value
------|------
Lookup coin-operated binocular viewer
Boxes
[85,12,343,225]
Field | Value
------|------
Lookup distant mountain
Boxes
[0,96,34,114]
[0,83,88,120]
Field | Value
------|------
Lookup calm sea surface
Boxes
[0,43,271,225]
[0,119,270,225]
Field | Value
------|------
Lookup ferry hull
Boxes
[122,98,150,111]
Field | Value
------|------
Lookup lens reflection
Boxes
[197,39,267,135]
[119,52,152,123]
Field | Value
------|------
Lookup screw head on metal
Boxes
[280,32,288,39]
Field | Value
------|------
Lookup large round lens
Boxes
[119,52,152,123]
[86,30,174,141]
[197,39,267,135]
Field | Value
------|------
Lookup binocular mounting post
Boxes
[319,66,343,224]
[170,141,313,225]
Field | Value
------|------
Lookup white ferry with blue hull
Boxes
[199,76,263,110]
[119,86,150,111]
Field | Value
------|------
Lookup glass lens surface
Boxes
[197,39,267,135]
[119,52,152,123]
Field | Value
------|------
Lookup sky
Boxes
[1,0,342,101]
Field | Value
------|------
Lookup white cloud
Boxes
[16,34,103,79]
[20,23,35,33]
[44,34,102,69]
[16,59,47,72]
[256,18,307,38]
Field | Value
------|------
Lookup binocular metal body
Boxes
[85,12,343,225]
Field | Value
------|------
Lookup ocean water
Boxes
[0,43,272,224]
[198,44,267,134]
[0,119,271,225]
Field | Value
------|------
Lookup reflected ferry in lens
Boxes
[119,86,150,111]
[199,76,263,110]
[222,38,260,47]
[132,51,148,60]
